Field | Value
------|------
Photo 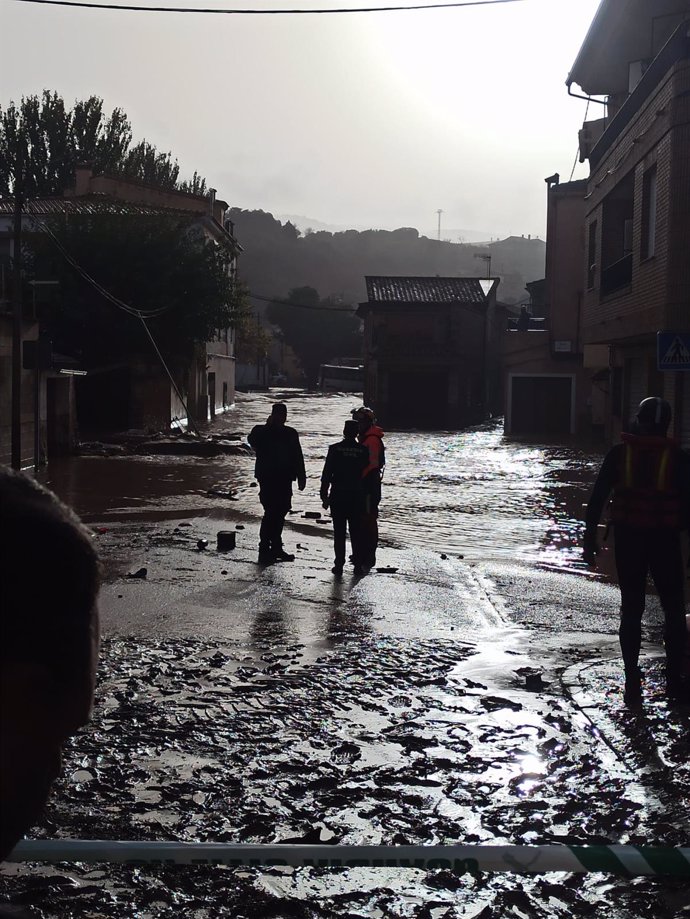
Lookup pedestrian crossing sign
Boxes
[657,331,690,370]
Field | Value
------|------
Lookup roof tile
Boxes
[365,276,488,304]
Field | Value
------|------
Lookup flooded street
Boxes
[3,391,688,918]
[39,389,607,574]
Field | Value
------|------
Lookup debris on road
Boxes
[126,567,147,579]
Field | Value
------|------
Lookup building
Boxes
[503,177,595,436]
[567,0,690,446]
[357,276,498,429]
[0,170,242,458]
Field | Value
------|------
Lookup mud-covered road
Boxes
[2,391,688,918]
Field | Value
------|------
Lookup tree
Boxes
[27,211,248,371]
[0,92,205,197]
[234,312,272,364]
[266,287,361,387]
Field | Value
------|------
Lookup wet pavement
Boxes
[2,391,689,917]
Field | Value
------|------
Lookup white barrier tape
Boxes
[8,841,690,876]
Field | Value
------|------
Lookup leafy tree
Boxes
[234,312,272,364]
[266,286,361,386]
[27,211,248,371]
[179,171,208,196]
[0,91,205,197]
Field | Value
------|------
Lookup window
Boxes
[587,221,597,289]
[600,171,634,296]
[641,165,657,260]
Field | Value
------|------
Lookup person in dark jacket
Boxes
[248,402,306,564]
[351,406,385,572]
[583,396,690,704]
[1,469,100,864]
[320,420,369,576]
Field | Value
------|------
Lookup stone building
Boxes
[357,276,498,429]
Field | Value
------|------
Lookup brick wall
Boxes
[582,59,690,345]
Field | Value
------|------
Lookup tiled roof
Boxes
[365,276,490,304]
[0,196,198,218]
[0,195,242,251]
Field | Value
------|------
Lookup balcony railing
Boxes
[600,253,632,297]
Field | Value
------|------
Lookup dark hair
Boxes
[271,402,287,415]
[0,469,101,688]
[343,420,359,438]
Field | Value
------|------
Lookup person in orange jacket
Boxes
[351,406,385,573]
[583,397,690,705]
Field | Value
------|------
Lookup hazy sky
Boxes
[1,0,601,239]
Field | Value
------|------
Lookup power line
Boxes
[10,0,526,14]
[25,207,201,431]
[26,212,169,319]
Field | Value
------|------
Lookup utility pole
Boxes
[11,140,24,470]
[436,209,443,241]
[474,252,492,278]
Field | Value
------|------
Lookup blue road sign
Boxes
[657,331,690,371]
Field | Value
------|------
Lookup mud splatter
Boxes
[2,637,687,917]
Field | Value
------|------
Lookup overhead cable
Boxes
[25,208,200,432]
[10,0,526,15]
[26,211,170,319]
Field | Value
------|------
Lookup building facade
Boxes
[0,172,242,458]
[503,178,595,436]
[567,0,690,446]
[357,276,498,429]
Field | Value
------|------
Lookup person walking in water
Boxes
[583,396,690,704]
[320,419,369,576]
[248,402,306,564]
[351,406,385,573]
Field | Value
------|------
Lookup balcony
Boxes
[600,253,632,298]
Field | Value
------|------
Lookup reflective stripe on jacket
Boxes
[611,434,682,529]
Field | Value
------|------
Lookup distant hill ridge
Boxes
[231,208,545,306]
[278,214,506,244]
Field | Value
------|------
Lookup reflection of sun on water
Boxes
[513,753,546,796]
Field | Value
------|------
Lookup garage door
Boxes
[510,375,573,435]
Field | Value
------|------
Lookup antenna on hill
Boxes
[436,209,443,241]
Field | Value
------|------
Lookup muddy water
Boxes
[40,389,605,574]
[11,391,686,918]
[4,638,687,918]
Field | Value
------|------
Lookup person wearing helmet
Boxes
[351,406,386,573]
[583,397,690,704]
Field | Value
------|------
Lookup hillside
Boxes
[229,209,545,307]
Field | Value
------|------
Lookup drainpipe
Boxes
[11,143,24,470]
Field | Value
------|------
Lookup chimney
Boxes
[209,188,217,218]
[73,163,93,197]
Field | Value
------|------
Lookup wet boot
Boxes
[623,666,643,706]
[665,669,688,702]
[273,545,295,562]
[258,540,274,565]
